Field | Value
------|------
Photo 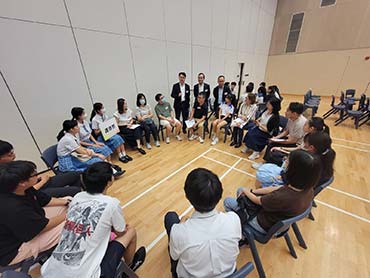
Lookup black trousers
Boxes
[140,121,159,143]
[119,126,142,147]
[40,172,82,197]
[164,211,181,278]
[100,240,126,278]
[263,141,298,166]
[174,103,189,133]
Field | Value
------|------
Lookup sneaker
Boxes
[119,156,129,163]
[230,141,236,147]
[241,146,250,154]
[166,137,170,144]
[235,143,241,148]
[211,138,219,145]
[112,164,122,172]
[252,162,263,170]
[146,142,152,149]
[130,246,146,271]
[125,155,133,161]
[198,136,204,144]
[188,134,195,141]
[248,152,260,160]
[176,135,182,141]
[155,140,160,147]
[112,167,125,178]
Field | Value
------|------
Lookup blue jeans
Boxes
[223,187,267,234]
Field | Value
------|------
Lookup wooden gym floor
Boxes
[32,95,370,277]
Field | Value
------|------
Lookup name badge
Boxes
[186,90,189,93]
[165,106,168,110]
[205,89,208,92]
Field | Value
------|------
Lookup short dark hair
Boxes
[82,162,113,194]
[71,107,84,120]
[268,97,281,114]
[0,160,36,193]
[197,92,205,99]
[198,73,205,78]
[0,140,13,157]
[286,150,321,190]
[308,117,330,135]
[179,72,186,77]
[288,102,304,114]
[155,93,163,102]
[231,82,237,86]
[136,93,147,107]
[218,75,225,80]
[184,168,223,213]
[260,82,266,87]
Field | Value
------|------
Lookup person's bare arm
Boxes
[33,175,50,190]
[251,186,282,195]
[47,197,71,207]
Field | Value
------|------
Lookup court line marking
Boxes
[121,148,212,209]
[211,147,370,203]
[202,155,255,178]
[332,143,370,153]
[315,200,370,224]
[210,147,253,162]
[146,158,243,252]
[332,137,370,147]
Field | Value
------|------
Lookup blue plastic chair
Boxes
[226,262,254,278]
[40,144,59,175]
[243,205,312,278]
[2,271,29,278]
[308,177,334,221]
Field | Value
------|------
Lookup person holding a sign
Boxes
[57,120,105,172]
[91,103,132,164]
[187,93,207,144]
[114,98,146,155]
[155,93,183,144]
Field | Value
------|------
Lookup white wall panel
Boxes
[75,30,136,112]
[238,0,252,52]
[0,0,68,26]
[191,0,212,47]
[224,50,239,83]
[167,42,192,87]
[66,0,127,34]
[0,78,44,169]
[130,37,168,110]
[125,0,165,40]
[164,0,191,44]
[192,46,211,86]
[261,0,277,16]
[0,19,92,150]
[247,1,260,53]
[211,0,229,49]
[226,0,242,50]
[209,48,226,84]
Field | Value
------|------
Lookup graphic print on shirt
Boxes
[51,200,108,266]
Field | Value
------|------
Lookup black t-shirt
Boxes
[0,187,51,266]
[193,101,207,119]
[257,186,313,231]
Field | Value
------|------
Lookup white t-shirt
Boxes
[78,120,92,142]
[135,104,152,118]
[170,210,241,278]
[57,133,80,156]
[220,103,234,116]
[286,115,307,145]
[259,111,273,126]
[113,109,133,126]
[91,114,109,130]
[41,192,126,278]
[180,83,186,102]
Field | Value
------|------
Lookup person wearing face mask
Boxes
[114,98,146,155]
[136,93,160,149]
[57,120,105,173]
[155,93,183,144]
[91,102,132,164]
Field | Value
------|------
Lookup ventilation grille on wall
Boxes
[321,0,336,7]
[286,12,304,53]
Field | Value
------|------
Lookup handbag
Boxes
[235,194,262,224]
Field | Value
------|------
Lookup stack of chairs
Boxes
[334,92,369,128]
[303,89,320,117]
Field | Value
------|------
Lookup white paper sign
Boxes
[100,117,119,141]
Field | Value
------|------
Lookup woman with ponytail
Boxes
[57,120,105,172]
[91,102,132,163]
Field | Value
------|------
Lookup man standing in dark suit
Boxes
[171,72,190,134]
[213,75,231,116]
[193,73,210,101]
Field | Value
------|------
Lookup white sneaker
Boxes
[176,135,182,141]
[252,162,263,170]
[146,142,152,149]
[198,136,204,144]
[241,146,250,154]
[166,137,170,144]
[248,152,260,160]
[211,138,219,145]
[189,134,196,141]
[155,140,160,147]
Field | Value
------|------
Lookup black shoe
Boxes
[130,246,146,271]
[125,155,133,161]
[238,239,249,247]
[119,156,129,163]
[182,130,187,134]
[230,141,236,147]
[112,164,122,172]
[235,143,241,148]
[113,169,125,178]
[137,147,146,155]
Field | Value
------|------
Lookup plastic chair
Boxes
[226,262,254,278]
[335,94,367,127]
[303,90,320,117]
[279,115,288,130]
[308,177,334,221]
[345,89,356,98]
[322,95,342,119]
[243,205,312,278]
[359,98,370,127]
[114,260,138,278]
[2,271,29,278]
[41,144,60,175]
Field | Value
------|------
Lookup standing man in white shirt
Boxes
[193,73,211,102]
[164,168,241,278]
[171,72,191,134]
[41,162,146,278]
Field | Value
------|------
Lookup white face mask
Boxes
[82,113,87,120]
[140,99,146,105]
[100,108,106,114]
